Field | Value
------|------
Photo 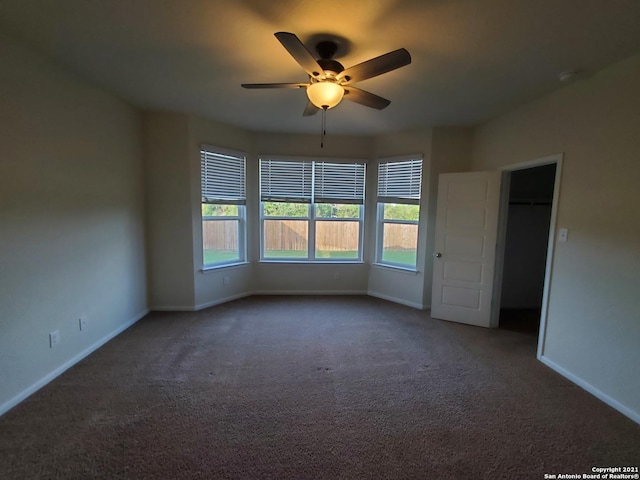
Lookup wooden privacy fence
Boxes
[263,219,310,251]
[203,219,417,251]
[382,223,418,251]
[316,222,358,251]
[202,220,238,251]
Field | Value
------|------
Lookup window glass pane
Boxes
[383,203,420,221]
[203,219,240,264]
[263,219,308,258]
[315,221,359,259]
[262,202,309,218]
[381,223,418,266]
[315,203,361,219]
[202,204,238,217]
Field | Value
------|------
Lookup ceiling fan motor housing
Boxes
[316,58,344,77]
[316,40,338,59]
[313,40,345,78]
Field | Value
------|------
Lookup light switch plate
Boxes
[558,228,568,242]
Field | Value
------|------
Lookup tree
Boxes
[383,203,419,221]
[202,204,239,216]
[263,202,308,217]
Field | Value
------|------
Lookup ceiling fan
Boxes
[241,32,412,115]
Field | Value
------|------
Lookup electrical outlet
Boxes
[79,317,87,331]
[223,276,230,285]
[49,330,60,348]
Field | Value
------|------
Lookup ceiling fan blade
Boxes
[343,86,391,110]
[241,83,307,89]
[274,32,324,78]
[338,48,411,84]
[303,101,319,116]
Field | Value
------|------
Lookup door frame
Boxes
[494,153,563,358]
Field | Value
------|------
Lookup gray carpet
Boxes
[1,295,639,479]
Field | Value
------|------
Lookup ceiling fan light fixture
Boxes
[306,81,344,109]
[242,32,411,115]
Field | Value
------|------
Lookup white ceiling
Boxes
[2,0,640,135]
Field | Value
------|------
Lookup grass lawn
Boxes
[203,250,240,265]
[205,249,416,265]
[263,249,359,259]
[381,250,417,266]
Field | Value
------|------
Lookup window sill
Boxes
[371,263,419,274]
[259,260,364,265]
[201,261,250,273]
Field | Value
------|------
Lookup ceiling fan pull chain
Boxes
[321,106,327,148]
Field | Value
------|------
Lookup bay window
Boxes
[260,158,365,261]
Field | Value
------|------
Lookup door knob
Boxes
[434,252,442,258]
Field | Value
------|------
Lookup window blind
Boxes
[201,147,246,205]
[314,161,366,204]
[377,158,423,205]
[260,159,313,203]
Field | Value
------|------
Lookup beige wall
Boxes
[144,114,376,310]
[144,115,474,312]
[196,122,373,303]
[188,115,254,308]
[251,131,373,296]
[471,54,640,421]
[367,127,474,309]
[146,114,453,309]
[367,128,433,308]
[424,127,474,306]
[0,34,147,413]
[144,112,195,309]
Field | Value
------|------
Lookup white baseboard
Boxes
[149,305,197,311]
[195,291,253,311]
[367,290,426,310]
[539,355,640,425]
[253,289,367,296]
[0,309,148,417]
[160,290,423,311]
[156,291,370,312]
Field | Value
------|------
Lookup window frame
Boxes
[200,145,248,269]
[259,156,366,263]
[375,155,423,271]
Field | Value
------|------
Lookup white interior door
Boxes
[431,171,502,327]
